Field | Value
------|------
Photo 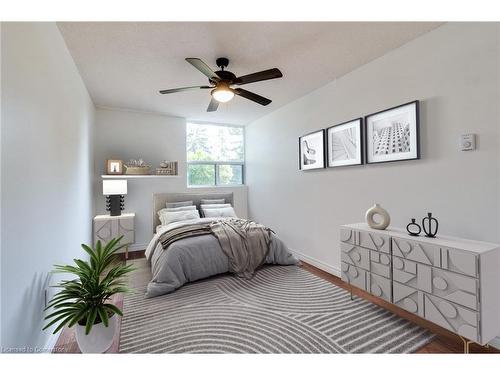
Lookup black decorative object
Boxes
[422,212,439,238]
[106,195,125,216]
[406,218,422,236]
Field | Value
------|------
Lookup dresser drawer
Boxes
[341,262,368,292]
[441,247,478,278]
[423,294,479,343]
[370,250,391,278]
[341,243,370,270]
[393,282,423,316]
[368,273,392,302]
[393,257,478,310]
[392,237,440,267]
[340,227,390,253]
[359,230,390,253]
[425,267,478,310]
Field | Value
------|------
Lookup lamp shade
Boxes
[103,179,127,195]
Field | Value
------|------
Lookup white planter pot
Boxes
[75,313,117,353]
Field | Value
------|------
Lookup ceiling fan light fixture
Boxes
[211,84,234,103]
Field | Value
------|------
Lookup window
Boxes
[187,123,244,186]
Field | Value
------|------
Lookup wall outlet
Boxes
[460,133,476,151]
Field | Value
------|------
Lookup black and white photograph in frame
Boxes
[365,100,420,164]
[326,118,363,168]
[299,130,325,170]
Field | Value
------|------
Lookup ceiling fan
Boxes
[159,57,283,112]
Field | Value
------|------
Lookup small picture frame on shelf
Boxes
[326,118,363,168]
[106,159,123,175]
[299,130,325,170]
[365,100,420,164]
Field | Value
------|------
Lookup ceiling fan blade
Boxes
[186,58,221,81]
[234,68,282,85]
[207,97,219,112]
[159,85,212,94]
[234,88,272,106]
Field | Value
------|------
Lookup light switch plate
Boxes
[460,133,476,151]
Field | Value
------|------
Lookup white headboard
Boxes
[152,192,234,233]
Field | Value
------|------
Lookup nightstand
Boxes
[93,213,135,259]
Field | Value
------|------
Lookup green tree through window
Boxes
[187,123,244,186]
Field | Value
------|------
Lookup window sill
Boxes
[187,185,246,189]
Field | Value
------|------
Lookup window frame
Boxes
[186,122,245,187]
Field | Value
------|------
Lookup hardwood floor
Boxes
[53,252,498,354]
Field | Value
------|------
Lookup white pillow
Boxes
[165,205,197,212]
[200,203,231,209]
[158,209,200,226]
[202,206,237,218]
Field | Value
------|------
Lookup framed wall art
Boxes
[326,118,363,168]
[365,100,420,164]
[106,159,124,175]
[299,130,325,170]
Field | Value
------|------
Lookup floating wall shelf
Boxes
[101,175,179,179]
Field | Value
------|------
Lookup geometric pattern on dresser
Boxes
[393,282,424,316]
[341,227,390,253]
[423,294,479,342]
[392,258,478,310]
[341,262,367,291]
[120,259,434,353]
[93,214,135,247]
[369,273,392,302]
[370,250,391,278]
[392,238,441,267]
[341,243,369,270]
[441,248,478,277]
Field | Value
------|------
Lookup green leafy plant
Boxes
[43,237,135,335]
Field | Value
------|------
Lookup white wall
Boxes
[246,23,500,276]
[94,108,248,249]
[1,23,95,350]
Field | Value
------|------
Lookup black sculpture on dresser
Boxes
[422,212,439,238]
[406,218,422,236]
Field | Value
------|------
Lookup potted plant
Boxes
[43,237,134,353]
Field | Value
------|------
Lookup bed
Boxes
[144,192,299,297]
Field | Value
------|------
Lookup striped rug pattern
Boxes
[119,259,433,353]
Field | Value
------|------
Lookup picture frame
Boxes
[299,130,326,170]
[106,159,123,175]
[326,118,363,168]
[365,100,420,164]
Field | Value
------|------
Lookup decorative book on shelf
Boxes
[156,161,178,175]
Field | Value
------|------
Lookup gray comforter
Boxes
[144,217,299,298]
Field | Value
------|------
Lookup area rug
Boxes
[119,259,433,353]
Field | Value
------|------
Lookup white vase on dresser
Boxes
[340,222,500,348]
[93,213,135,258]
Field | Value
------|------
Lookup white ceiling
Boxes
[58,22,442,125]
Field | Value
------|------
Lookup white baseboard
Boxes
[128,243,148,252]
[290,249,341,278]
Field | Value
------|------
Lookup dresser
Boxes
[340,223,500,346]
[93,213,135,259]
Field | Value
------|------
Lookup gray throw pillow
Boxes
[200,198,225,205]
[166,200,193,208]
